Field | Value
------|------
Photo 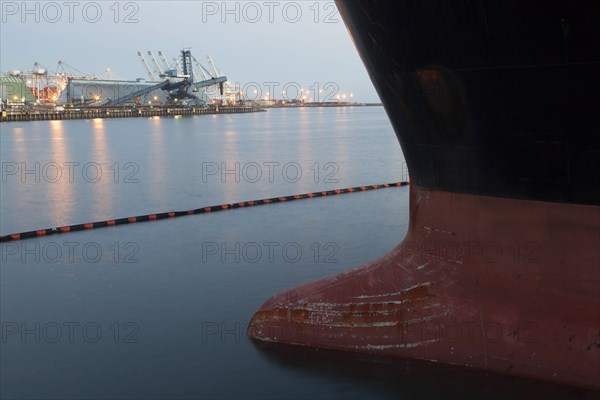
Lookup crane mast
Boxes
[180,49,194,81]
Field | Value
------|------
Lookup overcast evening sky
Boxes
[0,0,381,102]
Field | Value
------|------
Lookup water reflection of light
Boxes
[49,120,63,134]
[11,127,25,152]
[295,108,317,193]
[92,118,105,134]
[149,118,168,208]
[47,120,75,225]
[259,109,275,156]
[222,126,241,203]
[90,117,113,216]
[7,127,27,218]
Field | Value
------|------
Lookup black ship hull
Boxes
[340,0,599,204]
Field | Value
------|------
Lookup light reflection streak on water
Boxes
[222,116,241,204]
[89,118,114,218]
[47,120,74,226]
[149,116,168,209]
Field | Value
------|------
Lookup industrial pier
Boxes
[0,105,265,123]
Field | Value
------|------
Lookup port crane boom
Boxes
[101,80,172,106]
[157,51,171,71]
[192,56,209,80]
[137,52,155,81]
[192,76,227,91]
[206,55,219,78]
[147,51,164,79]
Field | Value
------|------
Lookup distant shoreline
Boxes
[263,102,382,109]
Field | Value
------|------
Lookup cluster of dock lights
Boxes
[89,95,163,105]
[12,95,59,103]
[17,88,353,106]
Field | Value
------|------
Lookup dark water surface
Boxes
[0,108,591,399]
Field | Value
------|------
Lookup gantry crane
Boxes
[118,49,227,106]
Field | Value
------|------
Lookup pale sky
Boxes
[0,1,381,102]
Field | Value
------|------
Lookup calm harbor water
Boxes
[0,108,590,399]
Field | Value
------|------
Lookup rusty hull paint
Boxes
[248,185,600,390]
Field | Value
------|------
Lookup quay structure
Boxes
[0,105,265,123]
